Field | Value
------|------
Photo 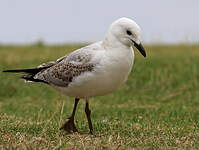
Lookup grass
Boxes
[0,44,199,149]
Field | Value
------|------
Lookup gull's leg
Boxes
[85,100,94,134]
[60,98,80,133]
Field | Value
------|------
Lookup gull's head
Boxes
[106,17,146,57]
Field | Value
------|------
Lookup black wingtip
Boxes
[2,69,23,73]
[2,70,12,73]
[2,68,46,73]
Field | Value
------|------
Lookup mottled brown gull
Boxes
[3,17,146,134]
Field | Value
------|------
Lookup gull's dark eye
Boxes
[126,30,132,35]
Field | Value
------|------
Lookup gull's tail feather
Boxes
[3,67,49,84]
[21,74,48,84]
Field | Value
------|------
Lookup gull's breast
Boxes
[102,48,134,89]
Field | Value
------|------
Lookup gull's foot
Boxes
[90,130,94,135]
[60,118,78,133]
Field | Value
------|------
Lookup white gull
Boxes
[3,17,146,134]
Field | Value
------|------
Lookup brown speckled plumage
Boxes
[34,47,95,87]
[39,63,94,87]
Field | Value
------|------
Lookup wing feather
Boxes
[34,44,100,87]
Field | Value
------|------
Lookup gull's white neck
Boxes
[102,30,135,76]
[103,30,129,50]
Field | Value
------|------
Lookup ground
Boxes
[0,44,199,149]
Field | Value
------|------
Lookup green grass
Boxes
[0,44,199,149]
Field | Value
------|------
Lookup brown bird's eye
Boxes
[126,30,132,35]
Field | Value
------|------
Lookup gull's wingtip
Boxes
[2,69,20,73]
[2,70,9,73]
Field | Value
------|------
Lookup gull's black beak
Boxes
[132,41,146,57]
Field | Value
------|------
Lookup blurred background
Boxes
[0,0,199,45]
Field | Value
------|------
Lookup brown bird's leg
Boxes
[85,100,94,134]
[60,98,80,133]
